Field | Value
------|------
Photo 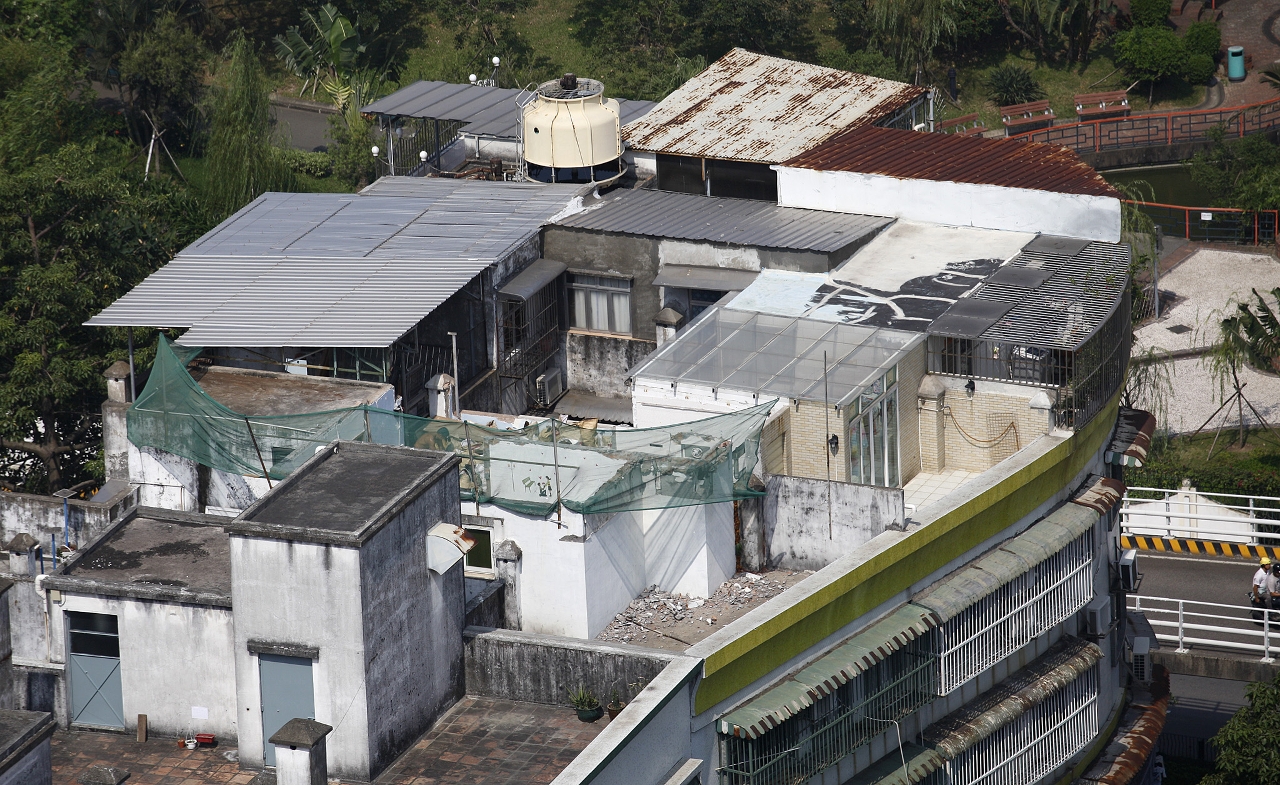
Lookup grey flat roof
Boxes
[192,366,392,416]
[238,442,448,542]
[554,189,890,253]
[86,179,583,347]
[361,80,655,140]
[62,513,232,602]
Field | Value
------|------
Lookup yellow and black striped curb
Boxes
[1121,534,1280,560]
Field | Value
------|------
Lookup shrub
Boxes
[1130,0,1172,28]
[1185,52,1216,85]
[984,64,1046,107]
[275,147,333,178]
[1184,21,1221,60]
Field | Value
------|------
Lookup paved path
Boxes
[1131,247,1280,434]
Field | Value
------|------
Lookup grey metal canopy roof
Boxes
[86,178,584,348]
[932,236,1131,350]
[554,189,890,253]
[629,305,922,405]
[361,80,655,141]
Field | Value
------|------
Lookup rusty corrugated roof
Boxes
[622,48,926,164]
[784,125,1122,198]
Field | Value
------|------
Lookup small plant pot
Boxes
[576,706,604,723]
[606,701,624,720]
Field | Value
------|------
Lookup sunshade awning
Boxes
[717,605,938,739]
[914,481,1105,623]
[499,259,566,301]
[1106,408,1156,467]
[652,265,759,292]
[844,743,946,785]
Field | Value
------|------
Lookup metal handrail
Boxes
[1120,488,1280,543]
[1129,595,1276,663]
[1126,487,1280,505]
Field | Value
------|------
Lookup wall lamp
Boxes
[828,434,840,454]
[965,379,976,395]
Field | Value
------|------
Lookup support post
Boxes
[127,328,136,402]
[449,331,460,418]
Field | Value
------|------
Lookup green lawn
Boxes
[939,49,1206,132]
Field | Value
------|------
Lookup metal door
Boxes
[68,612,124,728]
[259,654,315,766]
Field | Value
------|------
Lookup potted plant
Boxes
[606,689,625,720]
[568,685,602,722]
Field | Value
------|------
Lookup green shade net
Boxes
[128,336,772,516]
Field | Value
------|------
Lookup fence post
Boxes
[1185,209,1190,240]
[1265,610,1274,664]
[1177,600,1187,653]
[1256,213,1260,246]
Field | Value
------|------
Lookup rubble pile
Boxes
[597,572,796,645]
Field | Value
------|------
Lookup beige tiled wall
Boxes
[930,387,1054,473]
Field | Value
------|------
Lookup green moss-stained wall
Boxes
[694,393,1120,715]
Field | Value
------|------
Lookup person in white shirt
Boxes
[1254,556,1272,603]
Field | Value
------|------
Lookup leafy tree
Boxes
[274,3,375,99]
[204,35,295,220]
[1114,26,1186,106]
[1185,52,1215,86]
[867,0,958,83]
[984,63,1045,106]
[0,40,202,493]
[1183,20,1220,60]
[1200,655,1280,785]
[118,11,208,153]
[1189,129,1280,211]
[328,105,377,188]
[426,0,549,88]
[995,0,1113,64]
[571,0,692,63]
[1128,0,1170,28]
[821,47,903,81]
[0,0,93,43]
[689,0,817,62]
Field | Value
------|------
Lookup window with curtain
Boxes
[569,274,631,336]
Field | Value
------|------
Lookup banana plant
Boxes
[273,4,370,98]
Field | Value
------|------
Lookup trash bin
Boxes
[1227,46,1246,82]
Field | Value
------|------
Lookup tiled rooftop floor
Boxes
[50,697,604,785]
[904,468,981,512]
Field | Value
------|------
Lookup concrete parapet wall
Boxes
[463,627,675,708]
[0,485,137,552]
[757,475,903,572]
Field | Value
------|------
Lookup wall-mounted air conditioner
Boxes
[1130,636,1151,684]
[536,369,564,406]
[1119,549,1140,593]
[1085,594,1111,637]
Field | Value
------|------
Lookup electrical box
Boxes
[1119,549,1140,593]
[1085,594,1111,637]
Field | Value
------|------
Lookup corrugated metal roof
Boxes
[623,48,926,163]
[784,125,1122,198]
[717,605,938,739]
[554,189,890,252]
[86,178,583,347]
[361,80,654,140]
[924,637,1102,757]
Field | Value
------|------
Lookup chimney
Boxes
[103,361,131,403]
[269,718,332,785]
[7,534,41,576]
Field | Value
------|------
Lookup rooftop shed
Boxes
[623,49,928,164]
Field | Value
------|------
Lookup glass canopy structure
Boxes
[628,306,923,406]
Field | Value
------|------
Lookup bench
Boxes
[937,113,988,137]
[1000,100,1055,135]
[1074,91,1130,120]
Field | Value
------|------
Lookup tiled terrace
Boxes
[904,468,981,513]
[50,697,604,785]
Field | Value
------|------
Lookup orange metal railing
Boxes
[1124,200,1279,245]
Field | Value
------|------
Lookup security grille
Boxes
[719,638,937,785]
[928,664,1099,785]
[936,527,1095,695]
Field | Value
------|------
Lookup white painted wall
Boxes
[229,537,369,779]
[473,498,735,639]
[128,444,198,511]
[775,166,1122,243]
[630,150,657,179]
[49,593,237,739]
[658,240,761,272]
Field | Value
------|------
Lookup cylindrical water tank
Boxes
[522,75,621,171]
[1227,46,1245,82]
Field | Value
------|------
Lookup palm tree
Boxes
[1221,287,1280,375]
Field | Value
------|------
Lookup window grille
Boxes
[927,664,1099,785]
[718,637,937,785]
[936,527,1095,695]
[569,274,632,336]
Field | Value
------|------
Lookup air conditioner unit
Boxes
[1130,635,1152,684]
[1085,594,1111,637]
[535,369,564,406]
[1119,549,1140,593]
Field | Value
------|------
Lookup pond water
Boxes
[1102,165,1217,207]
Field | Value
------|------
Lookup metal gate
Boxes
[68,612,124,728]
[260,654,315,766]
